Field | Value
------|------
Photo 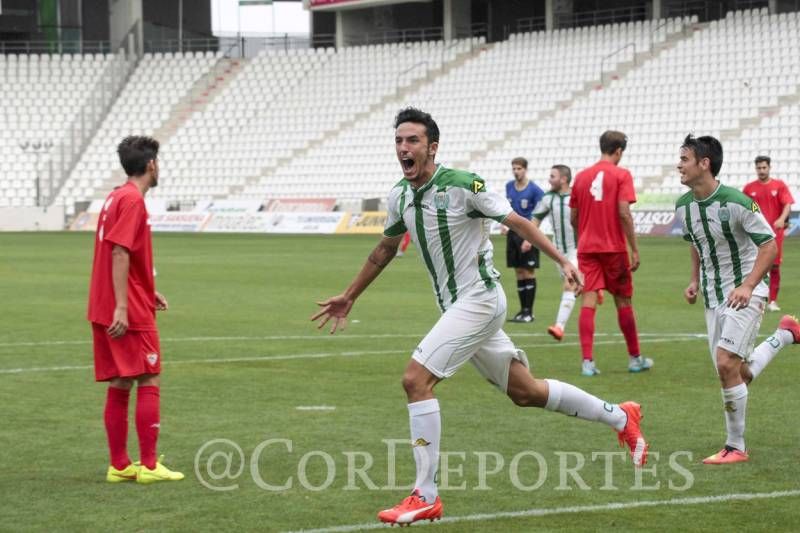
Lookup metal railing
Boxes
[0,39,111,55]
[346,26,444,47]
[556,4,648,29]
[50,22,143,205]
[144,33,336,57]
[396,61,429,97]
[600,42,636,85]
[516,16,547,34]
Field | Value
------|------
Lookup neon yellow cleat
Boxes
[106,463,139,483]
[136,461,184,484]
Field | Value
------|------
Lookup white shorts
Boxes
[556,249,578,280]
[704,296,766,364]
[412,283,530,393]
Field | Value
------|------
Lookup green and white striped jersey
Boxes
[532,191,577,256]
[384,164,513,312]
[675,183,775,309]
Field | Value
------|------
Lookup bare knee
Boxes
[109,377,134,390]
[716,351,742,386]
[402,362,438,402]
[506,362,548,408]
[137,374,160,388]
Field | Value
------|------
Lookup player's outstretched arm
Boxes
[311,234,403,334]
[684,247,700,305]
[503,212,582,290]
[726,239,777,310]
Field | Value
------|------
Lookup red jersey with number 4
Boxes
[570,160,637,253]
[87,182,156,331]
[742,179,794,230]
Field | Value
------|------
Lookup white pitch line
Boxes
[0,337,700,375]
[0,331,708,348]
[295,406,336,411]
[283,489,800,533]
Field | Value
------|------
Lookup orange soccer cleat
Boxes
[779,314,800,344]
[702,447,749,464]
[547,325,564,341]
[377,490,443,526]
[617,401,648,467]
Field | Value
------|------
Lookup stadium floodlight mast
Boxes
[19,140,54,207]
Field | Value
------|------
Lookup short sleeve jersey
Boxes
[570,160,636,253]
[742,178,794,230]
[505,180,544,220]
[675,183,775,309]
[87,182,156,330]
[384,165,513,312]
[532,191,577,256]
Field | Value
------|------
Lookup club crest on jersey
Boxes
[771,190,778,196]
[146,353,159,365]
[471,180,485,194]
[718,207,730,222]
[434,191,449,210]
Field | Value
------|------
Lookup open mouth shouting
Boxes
[400,156,417,178]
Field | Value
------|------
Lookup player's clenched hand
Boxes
[155,291,168,311]
[726,285,753,311]
[684,281,698,305]
[630,250,640,272]
[311,294,354,334]
[521,240,532,253]
[107,306,129,338]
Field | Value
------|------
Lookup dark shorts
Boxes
[92,323,162,381]
[578,252,633,297]
[506,230,540,270]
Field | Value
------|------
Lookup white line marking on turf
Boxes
[0,331,708,348]
[0,337,698,375]
[283,489,800,533]
[295,406,336,411]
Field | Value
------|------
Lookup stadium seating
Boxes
[238,20,689,202]
[153,39,471,206]
[54,51,218,212]
[0,53,111,208]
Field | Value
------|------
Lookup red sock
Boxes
[770,265,780,302]
[578,307,596,360]
[104,387,131,470]
[136,386,160,470]
[617,305,641,356]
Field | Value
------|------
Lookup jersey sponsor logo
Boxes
[752,201,760,213]
[412,438,431,447]
[433,191,449,210]
[471,180,485,194]
[520,199,529,210]
[772,190,778,196]
[718,207,730,222]
[146,353,159,365]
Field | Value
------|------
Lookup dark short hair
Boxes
[552,164,572,184]
[511,157,528,169]
[682,134,723,177]
[117,136,159,177]
[394,107,439,144]
[754,155,771,166]
[599,130,627,155]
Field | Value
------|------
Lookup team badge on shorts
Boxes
[146,353,159,365]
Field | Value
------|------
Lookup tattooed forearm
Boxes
[367,240,398,269]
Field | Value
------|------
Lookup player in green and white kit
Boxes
[532,164,579,341]
[676,135,800,465]
[313,108,649,526]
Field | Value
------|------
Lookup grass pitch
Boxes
[1,232,799,532]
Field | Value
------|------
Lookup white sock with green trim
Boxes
[555,291,576,330]
[748,329,793,381]
[408,399,440,502]
[722,384,748,451]
[544,379,626,431]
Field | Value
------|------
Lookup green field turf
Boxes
[1,232,799,532]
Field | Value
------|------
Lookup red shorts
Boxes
[92,323,162,381]
[578,252,633,298]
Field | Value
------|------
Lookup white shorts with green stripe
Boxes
[412,283,530,393]
[704,296,766,364]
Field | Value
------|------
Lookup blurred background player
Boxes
[312,108,648,527]
[743,155,794,311]
[677,135,800,464]
[397,230,412,257]
[570,131,653,376]
[532,164,578,341]
[504,157,544,323]
[88,136,183,484]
